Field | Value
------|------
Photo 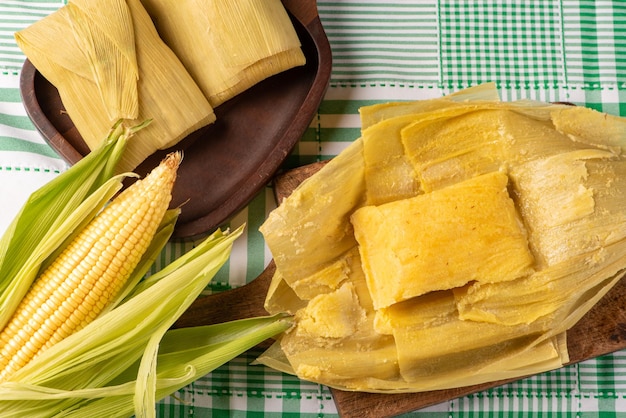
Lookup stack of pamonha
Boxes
[15,0,305,172]
[257,83,626,393]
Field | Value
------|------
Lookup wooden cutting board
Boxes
[174,160,626,418]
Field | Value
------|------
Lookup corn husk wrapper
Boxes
[140,0,305,107]
[257,84,626,393]
[0,122,291,417]
[15,0,216,172]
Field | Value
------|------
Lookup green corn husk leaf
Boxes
[120,224,230,299]
[0,315,291,418]
[14,231,245,387]
[0,120,143,330]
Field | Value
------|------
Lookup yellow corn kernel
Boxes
[0,152,181,382]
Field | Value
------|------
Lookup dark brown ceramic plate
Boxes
[19,0,332,238]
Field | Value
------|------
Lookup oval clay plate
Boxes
[19,0,332,238]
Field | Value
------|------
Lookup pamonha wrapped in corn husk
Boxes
[15,0,216,173]
[140,0,305,107]
[256,83,626,393]
[15,0,305,172]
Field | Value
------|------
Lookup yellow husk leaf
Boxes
[259,137,366,284]
[66,0,138,120]
[257,84,626,393]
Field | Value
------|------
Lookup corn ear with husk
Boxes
[14,0,215,172]
[0,150,180,383]
[140,0,306,107]
[0,120,140,334]
[257,84,626,393]
[0,121,291,416]
[0,224,290,417]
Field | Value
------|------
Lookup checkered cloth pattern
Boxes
[1,0,626,416]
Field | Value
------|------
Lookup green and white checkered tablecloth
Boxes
[1,0,626,416]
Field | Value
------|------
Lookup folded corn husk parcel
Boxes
[256,84,626,393]
[15,0,305,172]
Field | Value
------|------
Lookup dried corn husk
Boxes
[140,0,305,107]
[257,84,626,393]
[15,0,215,172]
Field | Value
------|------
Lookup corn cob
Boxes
[0,152,181,383]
